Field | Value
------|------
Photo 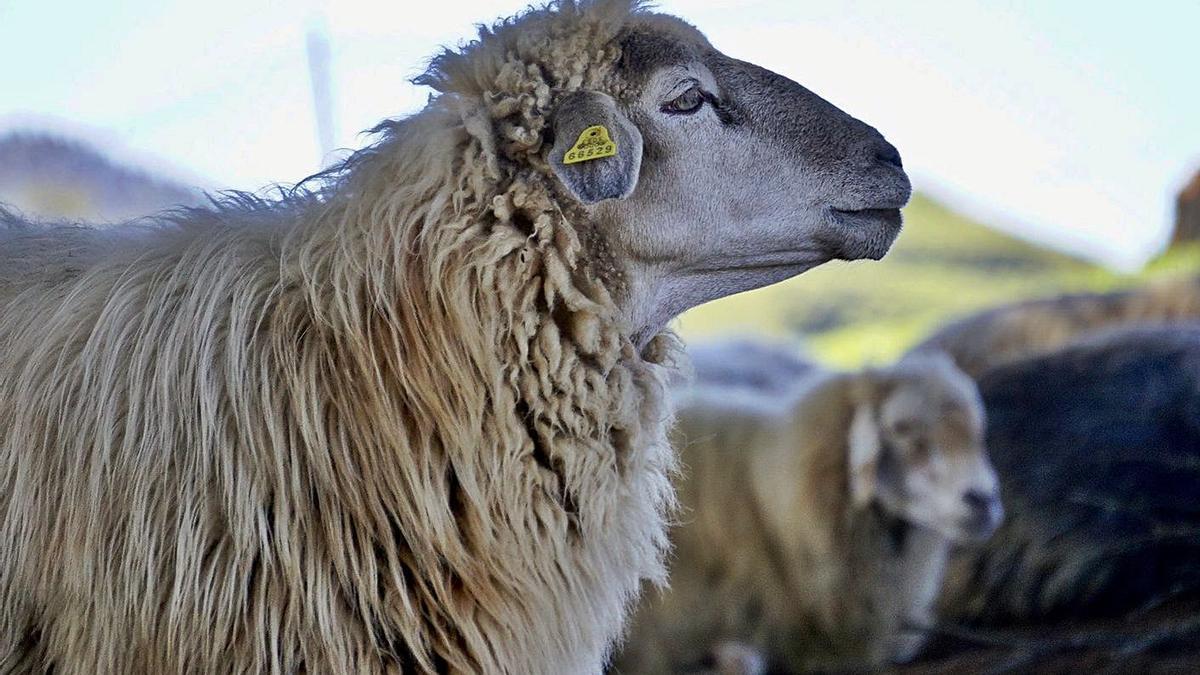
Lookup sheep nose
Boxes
[962,489,1004,540]
[874,141,903,169]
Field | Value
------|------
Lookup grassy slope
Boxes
[675,193,1200,366]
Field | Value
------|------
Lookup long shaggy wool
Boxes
[0,2,680,673]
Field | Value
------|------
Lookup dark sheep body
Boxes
[941,324,1200,625]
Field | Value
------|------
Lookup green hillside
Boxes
[676,193,1200,366]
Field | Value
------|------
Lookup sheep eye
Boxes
[910,438,931,461]
[892,420,916,437]
[662,86,706,115]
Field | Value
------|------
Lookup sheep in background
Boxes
[616,353,1001,673]
[0,1,912,672]
[907,275,1200,379]
[682,339,816,397]
[939,325,1200,629]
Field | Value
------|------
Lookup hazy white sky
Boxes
[2,0,1198,269]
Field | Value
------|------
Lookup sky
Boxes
[2,1,1199,270]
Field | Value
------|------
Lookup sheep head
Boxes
[592,16,912,337]
[848,354,1004,543]
[419,2,911,342]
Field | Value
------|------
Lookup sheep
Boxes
[614,352,1001,673]
[681,339,816,397]
[906,275,1200,379]
[0,2,912,673]
[938,324,1200,629]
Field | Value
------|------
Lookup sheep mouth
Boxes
[830,207,904,232]
[691,249,832,274]
[827,207,903,260]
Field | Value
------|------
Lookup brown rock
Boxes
[1174,168,1200,247]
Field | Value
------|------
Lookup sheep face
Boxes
[848,356,1003,543]
[570,16,911,335]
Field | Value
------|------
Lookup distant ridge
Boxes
[0,132,202,223]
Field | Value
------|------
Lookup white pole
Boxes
[305,20,336,170]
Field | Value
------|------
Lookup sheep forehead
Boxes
[624,12,710,44]
[612,16,714,90]
[879,385,932,427]
[880,375,983,443]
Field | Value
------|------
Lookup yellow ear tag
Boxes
[562,125,618,164]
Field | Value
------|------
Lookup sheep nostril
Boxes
[963,490,992,511]
[875,142,903,169]
[963,489,1004,537]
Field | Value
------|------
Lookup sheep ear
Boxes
[548,91,642,204]
[848,402,882,508]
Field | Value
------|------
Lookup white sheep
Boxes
[0,2,911,672]
[616,352,1000,673]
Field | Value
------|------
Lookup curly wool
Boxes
[0,1,679,673]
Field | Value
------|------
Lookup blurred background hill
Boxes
[678,189,1200,366]
[0,132,201,222]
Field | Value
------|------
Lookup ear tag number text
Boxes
[563,125,618,164]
